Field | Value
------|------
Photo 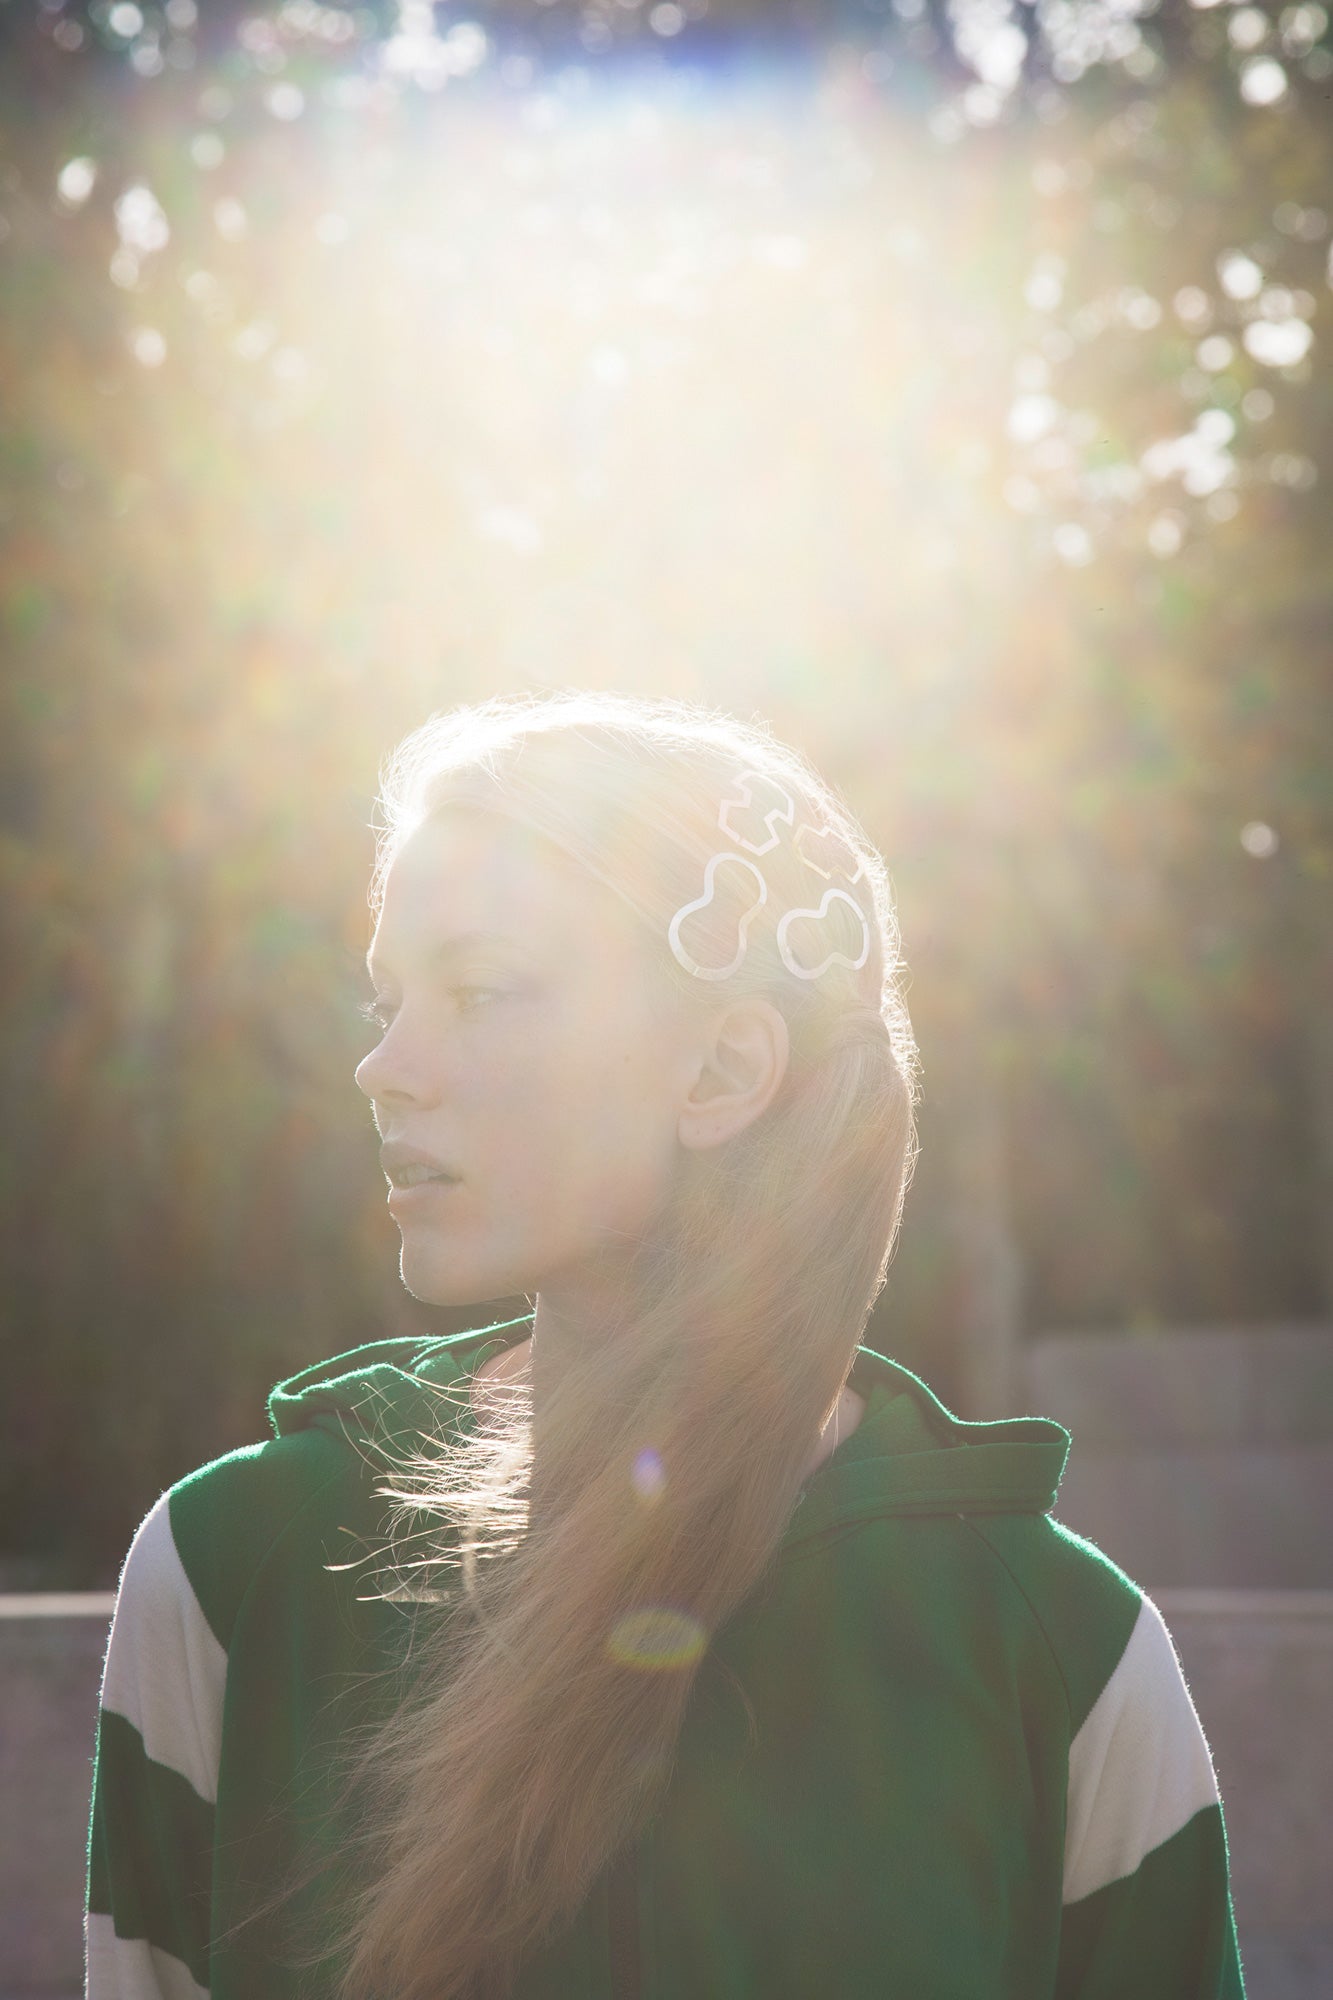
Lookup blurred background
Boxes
[1,0,1330,1592]
[3,7,1333,1994]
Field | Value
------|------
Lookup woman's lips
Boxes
[390,1162,457,1189]
[379,1140,460,1190]
[387,1176,460,1217]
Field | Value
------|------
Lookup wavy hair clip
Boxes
[777,889,872,980]
[666,852,768,982]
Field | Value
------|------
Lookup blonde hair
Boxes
[338,692,918,1999]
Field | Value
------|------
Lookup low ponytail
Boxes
[335,695,918,2000]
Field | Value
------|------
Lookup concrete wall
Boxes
[1159,1589,1333,1999]
[3,1591,1330,1998]
[0,1595,112,2000]
[1026,1325,1333,1588]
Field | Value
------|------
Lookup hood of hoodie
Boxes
[267,1319,1070,1542]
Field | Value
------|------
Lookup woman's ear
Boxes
[678,999,790,1151]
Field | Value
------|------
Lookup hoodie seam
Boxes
[958,1513,1077,1738]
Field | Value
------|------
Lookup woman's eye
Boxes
[454,985,503,1015]
[357,985,510,1030]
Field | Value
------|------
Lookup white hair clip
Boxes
[776,888,872,981]
[667,852,768,981]
[717,771,796,857]
[793,821,866,887]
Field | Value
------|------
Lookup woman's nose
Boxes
[355,1020,434,1107]
[353,1045,386,1102]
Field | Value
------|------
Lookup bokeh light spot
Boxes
[1147,513,1184,558]
[1002,474,1041,513]
[1268,451,1317,489]
[1239,57,1289,105]
[1197,408,1236,448]
[1240,820,1279,858]
[129,326,167,368]
[1053,522,1093,567]
[1121,289,1162,332]
[1218,251,1263,301]
[1229,8,1270,51]
[1196,335,1234,372]
[213,197,248,241]
[107,2,145,38]
[234,321,276,361]
[57,157,97,208]
[1243,318,1314,368]
[115,184,170,256]
[1174,286,1212,327]
[190,133,226,170]
[1008,393,1060,443]
[1025,256,1065,313]
[266,84,306,122]
[1280,4,1328,56]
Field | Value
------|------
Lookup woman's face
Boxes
[355,811,701,1310]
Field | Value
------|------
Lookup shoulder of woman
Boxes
[115,1424,363,1669]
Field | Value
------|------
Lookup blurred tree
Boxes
[0,0,1329,1578]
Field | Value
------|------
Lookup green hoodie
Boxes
[88,1323,1244,1999]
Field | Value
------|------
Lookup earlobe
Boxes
[678,1000,790,1151]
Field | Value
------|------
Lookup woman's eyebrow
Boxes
[364,929,528,979]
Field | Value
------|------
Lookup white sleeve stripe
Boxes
[100,1491,227,1808]
[1063,1593,1220,1906]
[86,1913,210,1999]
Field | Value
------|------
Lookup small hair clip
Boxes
[793,821,866,887]
[776,888,872,981]
[717,772,796,857]
[667,852,768,982]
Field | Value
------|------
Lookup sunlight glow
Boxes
[30,0,1319,663]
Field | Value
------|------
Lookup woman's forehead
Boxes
[372,811,636,969]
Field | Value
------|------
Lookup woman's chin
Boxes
[397,1243,523,1312]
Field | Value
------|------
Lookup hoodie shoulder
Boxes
[964,1510,1144,1736]
[825,1352,1135,1730]
[166,1426,368,1656]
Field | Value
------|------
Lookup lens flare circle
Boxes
[607,1606,707,1672]
[630,1448,666,1502]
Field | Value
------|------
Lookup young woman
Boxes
[87,691,1244,2000]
